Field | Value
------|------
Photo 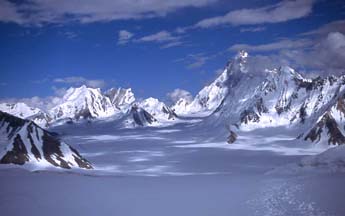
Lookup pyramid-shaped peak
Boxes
[279,66,305,80]
[235,50,249,61]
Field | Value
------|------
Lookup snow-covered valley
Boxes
[1,51,345,216]
[1,120,345,216]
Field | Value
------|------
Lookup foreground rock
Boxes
[0,111,92,169]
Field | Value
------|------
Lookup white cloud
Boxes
[302,20,345,36]
[291,32,345,75]
[138,31,178,43]
[117,30,134,45]
[176,51,225,69]
[62,31,78,39]
[240,26,266,33]
[0,0,217,25]
[228,20,345,76]
[229,38,312,52]
[52,86,68,97]
[195,0,315,28]
[53,76,106,88]
[187,56,210,68]
[167,89,193,103]
[160,41,184,49]
[137,30,183,48]
[0,0,23,24]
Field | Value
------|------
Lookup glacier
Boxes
[0,51,345,216]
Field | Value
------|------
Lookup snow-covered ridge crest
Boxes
[206,55,345,145]
[105,87,135,113]
[0,85,156,126]
[172,50,252,117]
[139,97,177,121]
[0,102,41,118]
[0,102,52,128]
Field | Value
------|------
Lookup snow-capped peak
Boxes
[0,102,42,118]
[50,85,115,120]
[278,66,305,81]
[235,50,248,61]
[139,97,168,115]
[227,50,249,74]
[138,97,177,120]
[0,102,52,127]
[62,85,92,101]
[173,51,253,116]
[105,87,135,112]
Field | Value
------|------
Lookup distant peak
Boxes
[142,97,160,104]
[279,66,304,80]
[226,50,249,74]
[235,50,248,61]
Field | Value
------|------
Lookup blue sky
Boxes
[0,0,344,104]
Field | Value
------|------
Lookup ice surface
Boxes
[0,117,345,215]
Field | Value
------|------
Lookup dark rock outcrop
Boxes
[0,111,93,169]
[227,130,238,144]
[130,105,157,126]
[304,113,345,145]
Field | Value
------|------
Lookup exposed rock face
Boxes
[227,130,238,144]
[127,104,157,127]
[304,95,345,145]
[304,113,345,145]
[192,51,345,145]
[162,105,178,120]
[138,97,178,121]
[122,98,178,128]
[0,111,92,169]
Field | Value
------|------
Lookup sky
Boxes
[0,0,344,108]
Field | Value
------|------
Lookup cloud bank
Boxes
[229,20,345,76]
[53,76,106,88]
[195,0,315,28]
[167,89,193,103]
[0,0,217,25]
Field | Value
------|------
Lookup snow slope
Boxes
[105,87,135,113]
[0,118,338,216]
[300,145,345,171]
[0,111,92,169]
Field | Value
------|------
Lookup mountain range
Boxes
[1,51,344,146]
